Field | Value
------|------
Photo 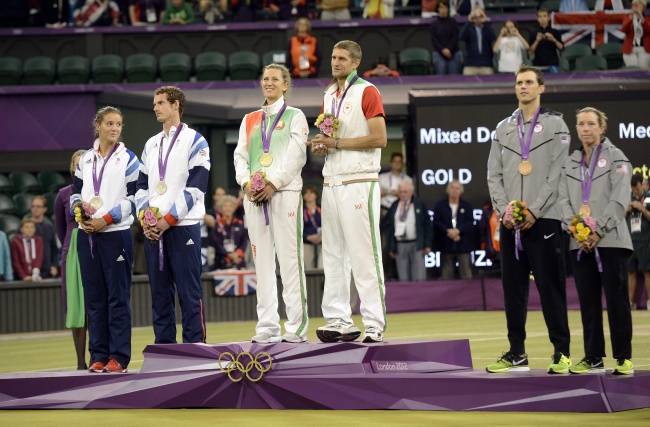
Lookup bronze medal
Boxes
[579,204,591,216]
[89,196,103,209]
[156,181,167,195]
[518,160,533,175]
[260,153,273,167]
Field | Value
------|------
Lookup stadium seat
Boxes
[37,171,67,193]
[195,52,227,81]
[0,57,22,86]
[9,172,41,194]
[399,47,431,76]
[0,214,21,239]
[92,54,124,83]
[0,174,13,195]
[0,194,16,215]
[125,53,157,83]
[228,51,261,81]
[262,50,287,67]
[575,55,608,72]
[159,52,192,82]
[595,42,624,70]
[560,44,593,71]
[23,56,56,85]
[57,55,90,84]
[12,193,36,218]
[539,0,560,11]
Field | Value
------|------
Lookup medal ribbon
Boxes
[330,74,359,118]
[577,247,603,273]
[516,107,541,162]
[261,104,287,155]
[580,143,603,208]
[92,143,119,198]
[158,124,184,182]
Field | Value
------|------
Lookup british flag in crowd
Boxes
[552,4,629,48]
[213,270,257,296]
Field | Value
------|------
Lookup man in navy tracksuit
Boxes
[136,86,210,344]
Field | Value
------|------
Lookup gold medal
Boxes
[260,153,273,167]
[518,160,533,176]
[156,181,167,195]
[579,204,591,216]
[89,196,103,209]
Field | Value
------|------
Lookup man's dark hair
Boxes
[390,152,403,161]
[631,173,644,187]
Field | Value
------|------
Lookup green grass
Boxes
[1,310,649,425]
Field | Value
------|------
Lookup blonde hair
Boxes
[70,149,86,177]
[577,107,608,133]
[261,63,292,100]
[218,195,238,211]
[294,17,311,33]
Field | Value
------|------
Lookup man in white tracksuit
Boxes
[308,40,388,343]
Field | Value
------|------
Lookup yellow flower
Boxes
[576,223,584,231]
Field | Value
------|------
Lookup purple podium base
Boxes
[0,340,649,412]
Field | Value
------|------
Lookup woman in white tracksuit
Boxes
[234,63,309,344]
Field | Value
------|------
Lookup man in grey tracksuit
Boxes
[486,65,572,374]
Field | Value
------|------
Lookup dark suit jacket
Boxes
[384,196,433,254]
[433,198,475,253]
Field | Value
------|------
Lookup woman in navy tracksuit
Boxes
[72,106,139,373]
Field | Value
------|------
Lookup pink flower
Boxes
[319,124,333,136]
[250,173,265,192]
[144,210,154,220]
[323,117,333,126]
[144,214,158,226]
[583,216,597,231]
[504,211,513,222]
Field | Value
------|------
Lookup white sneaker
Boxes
[362,325,383,343]
[251,332,282,344]
[316,318,361,343]
[281,332,307,343]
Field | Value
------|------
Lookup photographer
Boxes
[493,20,530,73]
[459,7,495,75]
[528,8,564,71]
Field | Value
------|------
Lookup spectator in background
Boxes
[204,187,226,230]
[54,149,88,370]
[528,8,564,71]
[302,186,323,269]
[26,195,59,279]
[460,7,495,75]
[493,20,530,74]
[129,0,165,25]
[384,178,432,282]
[11,219,43,281]
[621,0,650,69]
[363,57,400,78]
[287,17,321,79]
[450,0,484,17]
[379,153,405,215]
[362,0,402,19]
[162,0,196,24]
[422,0,439,18]
[196,0,224,23]
[478,201,500,265]
[0,0,30,28]
[434,180,474,279]
[560,0,589,12]
[626,172,650,309]
[317,0,351,20]
[430,0,462,75]
[227,0,259,21]
[29,0,71,28]
[210,195,247,270]
[74,0,122,26]
[0,231,13,282]
[269,0,308,20]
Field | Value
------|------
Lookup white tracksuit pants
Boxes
[244,191,308,337]
[321,181,387,330]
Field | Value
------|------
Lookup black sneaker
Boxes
[486,351,530,373]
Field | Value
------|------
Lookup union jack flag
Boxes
[213,270,257,296]
[552,10,628,48]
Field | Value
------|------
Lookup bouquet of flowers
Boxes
[570,214,602,271]
[504,200,528,260]
[73,201,97,223]
[504,200,528,224]
[139,206,162,227]
[314,113,339,138]
[248,171,268,205]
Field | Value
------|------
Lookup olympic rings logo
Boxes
[218,351,273,383]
